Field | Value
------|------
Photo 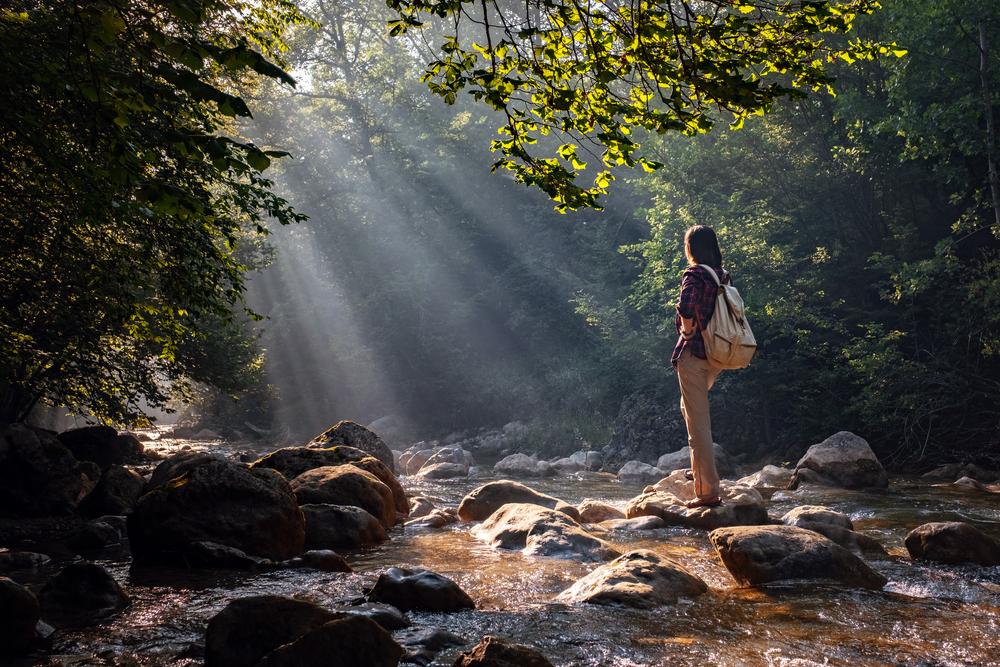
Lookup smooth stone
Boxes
[66,520,123,551]
[454,636,554,667]
[550,457,585,473]
[657,443,734,476]
[421,446,474,468]
[302,504,387,549]
[781,505,854,530]
[737,465,794,492]
[408,496,436,518]
[57,426,143,470]
[0,550,50,572]
[281,549,352,572]
[794,522,888,558]
[617,460,664,485]
[257,615,402,666]
[185,541,270,569]
[709,525,887,589]
[0,424,90,515]
[338,602,409,631]
[367,567,475,612]
[557,549,707,608]
[952,476,1000,494]
[494,453,554,478]
[625,481,768,530]
[473,503,619,562]
[788,431,888,490]
[0,577,39,655]
[598,516,667,532]
[577,499,625,523]
[405,508,458,530]
[396,626,467,666]
[146,451,226,490]
[416,462,469,479]
[80,464,145,516]
[458,480,580,522]
[38,562,130,627]
[308,420,394,471]
[290,465,396,528]
[904,521,1000,566]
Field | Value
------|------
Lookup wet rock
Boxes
[400,447,437,475]
[788,431,888,490]
[408,496,436,519]
[709,525,887,589]
[551,456,585,473]
[657,444,734,476]
[952,476,1000,494]
[67,519,123,551]
[0,424,90,515]
[38,562,130,627]
[570,450,604,471]
[904,521,1000,566]
[458,480,580,522]
[0,576,39,655]
[474,503,619,562]
[338,602,409,631]
[781,505,854,530]
[290,465,397,528]
[923,463,1000,483]
[308,420,394,472]
[494,453,554,478]
[302,503,387,549]
[185,541,270,569]
[80,464,144,516]
[367,566,475,612]
[422,446,474,468]
[251,446,408,517]
[128,459,305,564]
[557,549,707,608]
[577,499,625,523]
[417,462,469,479]
[454,636,553,667]
[256,615,402,667]
[617,460,664,485]
[282,550,352,572]
[57,426,143,470]
[737,465,795,494]
[0,550,50,572]
[794,523,888,558]
[598,516,667,532]
[146,451,226,490]
[625,479,768,530]
[405,508,458,530]
[205,595,341,667]
[396,627,466,666]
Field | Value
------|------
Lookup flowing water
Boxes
[13,436,1000,667]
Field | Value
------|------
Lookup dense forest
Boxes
[3,0,999,468]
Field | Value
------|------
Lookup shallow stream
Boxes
[14,436,1000,666]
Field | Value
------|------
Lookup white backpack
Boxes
[697,264,757,369]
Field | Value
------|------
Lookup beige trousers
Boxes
[676,350,722,500]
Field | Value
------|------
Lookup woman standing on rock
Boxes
[672,225,728,509]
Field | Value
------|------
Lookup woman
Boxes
[672,225,728,509]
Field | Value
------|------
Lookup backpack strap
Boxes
[697,264,721,286]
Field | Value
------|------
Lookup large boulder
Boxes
[494,453,553,478]
[657,444,734,477]
[205,595,341,667]
[473,503,619,562]
[417,462,469,479]
[308,421,394,471]
[399,447,437,476]
[302,504,387,549]
[128,459,305,564]
[38,562,130,627]
[290,465,397,528]
[625,474,768,530]
[80,464,145,516]
[601,390,685,470]
[557,549,707,608]
[788,432,888,490]
[422,446,474,468]
[252,446,408,516]
[0,576,39,655]
[458,481,579,522]
[455,636,554,667]
[256,616,403,667]
[617,460,664,485]
[367,567,475,612]
[736,465,795,495]
[577,499,625,524]
[57,426,143,470]
[0,424,91,515]
[794,522,888,558]
[781,506,854,530]
[146,451,226,490]
[709,525,887,589]
[904,522,1000,566]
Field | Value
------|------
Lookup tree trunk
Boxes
[980,22,1000,230]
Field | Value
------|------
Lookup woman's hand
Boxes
[680,316,696,339]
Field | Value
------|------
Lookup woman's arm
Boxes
[675,268,702,337]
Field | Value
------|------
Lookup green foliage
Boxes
[388,0,897,210]
[0,0,308,425]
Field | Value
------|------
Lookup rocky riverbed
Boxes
[2,423,1000,666]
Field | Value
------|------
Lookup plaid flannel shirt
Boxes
[671,264,726,368]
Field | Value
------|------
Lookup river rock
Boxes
[417,462,469,479]
[599,516,667,531]
[57,425,143,470]
[185,541,270,569]
[709,525,887,589]
[38,562,130,627]
[557,549,707,608]
[571,450,604,471]
[657,444,734,476]
[923,463,999,483]
[281,549,352,573]
[405,508,458,530]
[128,459,305,564]
[794,522,888,558]
[290,465,396,528]
[252,446,408,516]
[788,431,888,490]
[577,499,625,523]
[308,420,394,471]
[625,481,768,530]
[0,550,50,572]
[952,476,1000,494]
[67,519,124,551]
[257,615,402,667]
[205,595,341,667]
[146,451,226,490]
[474,503,619,562]
[455,636,554,667]
[617,460,664,485]
[400,447,437,475]
[409,496,436,518]
[781,505,854,530]
[302,503,387,549]
[0,576,39,655]
[80,464,144,516]
[737,465,795,493]
[904,521,1000,566]
[423,446,474,468]
[367,567,475,612]
[396,627,466,665]
[337,602,409,631]
[0,424,90,515]
[494,453,553,477]
[550,457,585,473]
[458,480,580,522]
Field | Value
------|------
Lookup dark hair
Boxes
[684,225,723,268]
